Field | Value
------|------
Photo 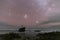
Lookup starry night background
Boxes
[0,0,60,31]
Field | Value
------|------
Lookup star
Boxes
[48,7,52,11]
[35,21,39,24]
[52,4,55,7]
[8,9,12,16]
[24,14,28,19]
[8,13,11,16]
[32,3,35,6]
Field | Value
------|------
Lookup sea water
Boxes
[0,30,17,34]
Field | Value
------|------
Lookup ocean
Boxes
[0,28,60,34]
[0,30,17,34]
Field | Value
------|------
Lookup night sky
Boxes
[0,0,60,28]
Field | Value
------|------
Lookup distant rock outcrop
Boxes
[18,25,25,32]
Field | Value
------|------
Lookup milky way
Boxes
[0,0,57,26]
